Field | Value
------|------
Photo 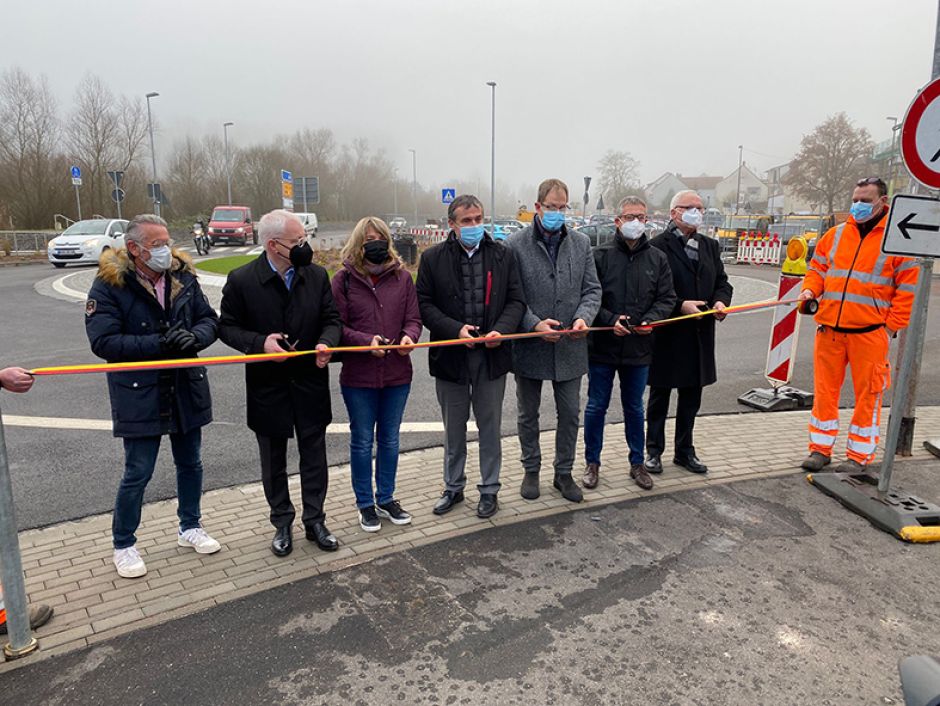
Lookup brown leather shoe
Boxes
[582,462,599,489]
[630,464,654,490]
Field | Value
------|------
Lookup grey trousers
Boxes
[515,375,581,477]
[435,350,506,495]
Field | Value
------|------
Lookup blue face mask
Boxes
[539,210,566,232]
[850,201,874,222]
[458,224,485,248]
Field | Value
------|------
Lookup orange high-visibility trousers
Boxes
[808,327,891,464]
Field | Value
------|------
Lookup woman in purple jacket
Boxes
[332,217,422,533]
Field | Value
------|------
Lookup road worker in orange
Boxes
[798,177,918,474]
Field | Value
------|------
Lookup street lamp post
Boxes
[487,81,496,226]
[886,116,900,195]
[223,121,235,205]
[145,92,160,217]
[409,149,417,228]
[734,144,743,215]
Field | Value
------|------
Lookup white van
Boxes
[295,212,318,237]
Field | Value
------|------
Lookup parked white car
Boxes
[47,219,128,268]
[295,212,318,237]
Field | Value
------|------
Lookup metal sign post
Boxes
[108,170,125,220]
[70,166,82,221]
[0,405,39,660]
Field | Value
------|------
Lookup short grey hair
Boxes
[258,209,302,244]
[618,195,647,211]
[125,214,168,244]
[670,190,701,209]
[447,194,484,222]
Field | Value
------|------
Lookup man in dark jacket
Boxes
[506,178,601,503]
[416,194,526,519]
[646,191,733,475]
[219,209,342,557]
[583,196,675,492]
[85,214,221,580]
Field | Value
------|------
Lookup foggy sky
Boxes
[2,0,935,202]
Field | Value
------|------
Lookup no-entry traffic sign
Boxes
[901,76,940,188]
[883,194,940,258]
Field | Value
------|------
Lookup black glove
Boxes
[161,323,199,354]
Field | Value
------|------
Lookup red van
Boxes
[208,205,257,246]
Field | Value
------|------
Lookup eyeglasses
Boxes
[142,239,173,249]
[673,205,701,211]
[275,238,306,248]
[618,214,647,222]
[539,203,569,213]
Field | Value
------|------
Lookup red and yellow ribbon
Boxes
[28,298,799,377]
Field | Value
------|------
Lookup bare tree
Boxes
[0,67,67,228]
[784,112,874,214]
[597,150,642,211]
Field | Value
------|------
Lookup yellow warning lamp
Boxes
[782,236,809,276]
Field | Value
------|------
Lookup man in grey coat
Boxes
[506,178,602,503]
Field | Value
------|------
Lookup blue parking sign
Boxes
[442,188,455,204]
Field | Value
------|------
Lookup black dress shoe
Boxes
[674,455,709,474]
[477,493,498,518]
[271,526,293,557]
[306,521,339,551]
[644,455,663,474]
[433,490,464,515]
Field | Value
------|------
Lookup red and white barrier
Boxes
[735,232,782,266]
[407,227,448,245]
[764,274,803,385]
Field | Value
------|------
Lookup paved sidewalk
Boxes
[4,406,940,671]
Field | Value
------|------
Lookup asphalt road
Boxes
[4,467,939,705]
[2,250,940,530]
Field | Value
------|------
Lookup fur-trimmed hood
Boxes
[97,247,196,288]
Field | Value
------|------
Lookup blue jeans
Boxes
[341,384,411,508]
[113,427,204,549]
[583,363,649,467]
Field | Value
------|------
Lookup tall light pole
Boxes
[145,92,160,217]
[409,148,417,227]
[734,144,743,214]
[223,121,235,205]
[886,116,900,195]
[487,81,496,226]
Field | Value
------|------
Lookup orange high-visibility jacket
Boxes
[804,209,919,331]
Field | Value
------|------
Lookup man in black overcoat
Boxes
[646,191,733,475]
[220,209,342,556]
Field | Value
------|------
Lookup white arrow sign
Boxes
[883,194,940,258]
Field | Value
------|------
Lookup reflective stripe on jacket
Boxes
[803,209,918,331]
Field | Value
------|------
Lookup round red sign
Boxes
[901,76,940,189]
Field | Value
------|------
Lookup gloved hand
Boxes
[160,322,199,354]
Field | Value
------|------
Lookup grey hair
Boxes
[125,214,168,243]
[447,194,484,222]
[618,195,647,210]
[670,190,701,209]
[258,209,303,244]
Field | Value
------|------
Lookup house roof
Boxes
[680,175,722,190]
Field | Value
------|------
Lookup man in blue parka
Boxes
[85,214,222,579]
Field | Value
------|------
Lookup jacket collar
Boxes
[257,251,306,285]
[661,223,697,273]
[614,232,649,254]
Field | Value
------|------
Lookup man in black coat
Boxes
[219,209,342,557]
[85,214,221,579]
[416,194,526,519]
[646,190,733,475]
[583,196,675,492]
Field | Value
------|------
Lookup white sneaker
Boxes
[177,527,222,554]
[113,546,147,578]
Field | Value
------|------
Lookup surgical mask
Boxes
[145,245,172,272]
[850,201,874,222]
[619,220,646,240]
[680,208,703,228]
[277,240,313,268]
[363,239,390,264]
[458,224,485,249]
[539,210,566,232]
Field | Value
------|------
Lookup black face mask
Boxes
[363,239,390,264]
[277,240,313,268]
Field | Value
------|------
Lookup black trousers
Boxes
[256,425,328,529]
[645,385,703,460]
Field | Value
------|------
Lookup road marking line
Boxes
[1,415,445,434]
[52,273,90,302]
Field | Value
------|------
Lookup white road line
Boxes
[2,415,445,434]
[52,273,90,302]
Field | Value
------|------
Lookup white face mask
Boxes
[620,219,647,240]
[144,245,172,272]
[680,208,703,228]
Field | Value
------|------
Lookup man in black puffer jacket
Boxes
[583,196,675,492]
[85,214,221,580]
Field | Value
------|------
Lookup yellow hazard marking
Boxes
[899,526,940,543]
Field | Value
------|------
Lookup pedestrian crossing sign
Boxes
[442,188,455,204]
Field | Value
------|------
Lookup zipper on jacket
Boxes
[835,235,864,329]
